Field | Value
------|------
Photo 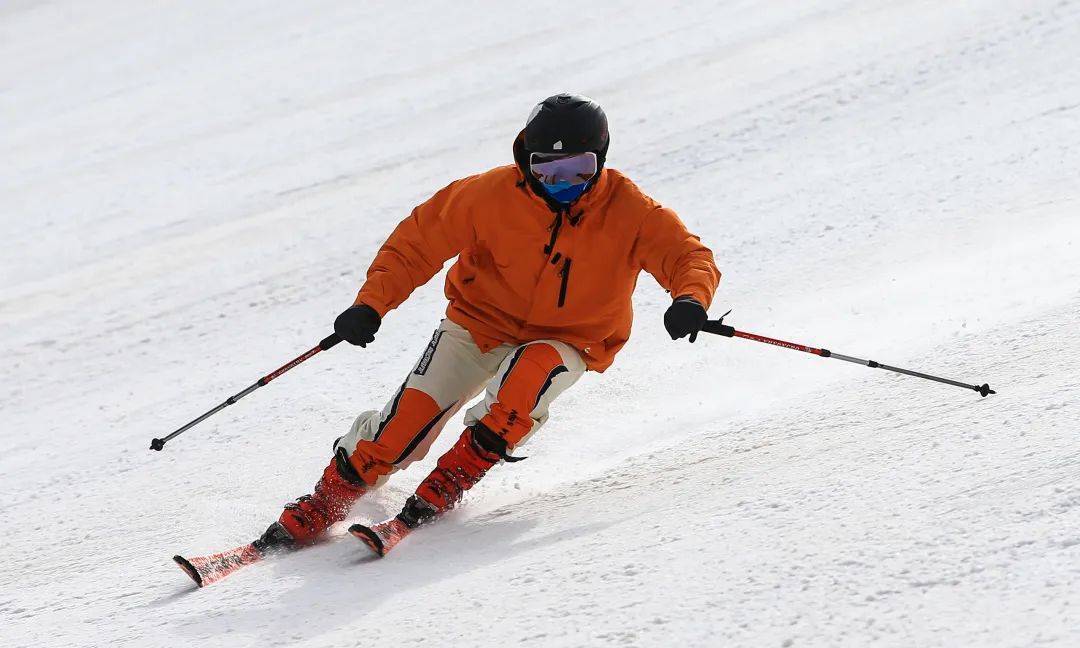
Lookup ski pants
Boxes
[334,319,586,487]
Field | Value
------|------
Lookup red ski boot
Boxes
[350,424,519,556]
[278,451,368,544]
[416,423,517,515]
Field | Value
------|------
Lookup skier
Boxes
[265,93,721,549]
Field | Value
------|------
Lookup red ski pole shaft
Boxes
[149,333,343,451]
[701,315,995,398]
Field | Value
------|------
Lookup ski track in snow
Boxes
[2,1,1079,646]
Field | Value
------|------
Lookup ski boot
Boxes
[350,423,517,556]
[278,450,368,544]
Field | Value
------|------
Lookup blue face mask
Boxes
[542,179,589,203]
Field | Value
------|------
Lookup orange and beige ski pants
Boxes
[333,319,586,487]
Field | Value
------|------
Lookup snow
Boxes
[2,0,1079,646]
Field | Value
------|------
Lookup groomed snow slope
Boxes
[2,1,1079,646]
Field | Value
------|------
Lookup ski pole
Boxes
[702,311,995,397]
[149,333,343,451]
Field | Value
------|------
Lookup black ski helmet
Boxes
[524,93,609,170]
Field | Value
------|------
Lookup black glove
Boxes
[664,296,707,343]
[334,304,381,347]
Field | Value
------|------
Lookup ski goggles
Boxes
[529,151,598,185]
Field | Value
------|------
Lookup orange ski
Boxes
[173,543,264,588]
[173,522,294,587]
[349,518,413,557]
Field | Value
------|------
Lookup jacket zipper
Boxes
[543,208,565,255]
[544,205,579,308]
[557,258,572,308]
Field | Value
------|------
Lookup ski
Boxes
[348,518,413,557]
[348,495,441,556]
[173,522,295,588]
[174,543,266,588]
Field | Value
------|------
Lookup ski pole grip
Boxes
[702,319,735,337]
[319,333,343,350]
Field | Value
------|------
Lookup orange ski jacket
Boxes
[354,134,720,372]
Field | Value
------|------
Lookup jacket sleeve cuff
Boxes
[353,290,392,318]
[673,283,715,310]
